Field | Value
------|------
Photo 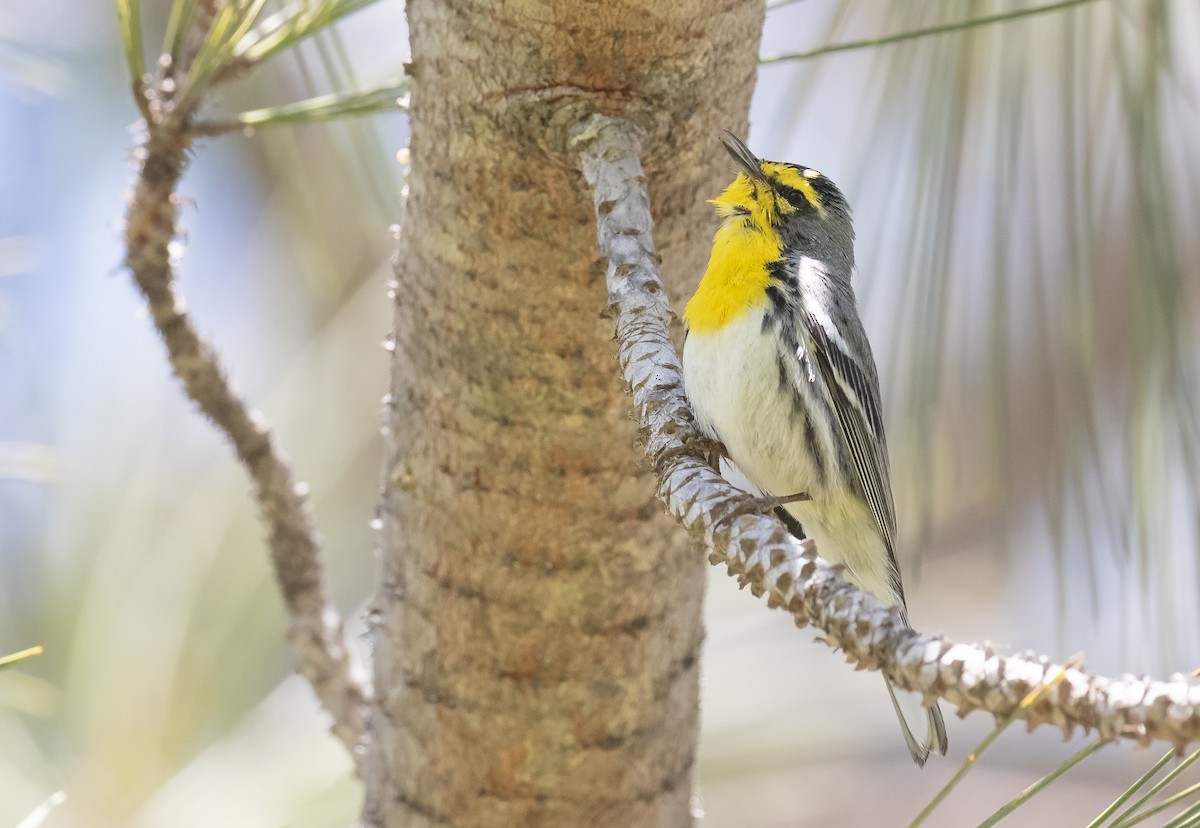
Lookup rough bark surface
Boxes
[365,2,765,825]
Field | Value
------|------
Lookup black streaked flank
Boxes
[803,412,825,487]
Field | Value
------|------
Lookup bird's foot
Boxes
[731,491,811,518]
[760,491,810,509]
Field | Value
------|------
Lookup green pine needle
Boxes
[236,0,377,67]
[761,0,1103,65]
[162,0,200,62]
[193,80,410,134]
[0,645,44,669]
[1088,751,1178,827]
[115,0,146,82]
[1123,784,1200,828]
[1108,749,1200,827]
[908,661,1078,827]
[976,738,1108,828]
[1162,799,1200,828]
[185,0,271,101]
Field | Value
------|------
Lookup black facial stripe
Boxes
[774,183,816,212]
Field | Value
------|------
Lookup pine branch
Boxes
[121,62,371,764]
[571,113,1200,752]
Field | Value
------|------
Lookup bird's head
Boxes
[712,132,853,266]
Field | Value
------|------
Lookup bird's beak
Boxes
[720,131,767,183]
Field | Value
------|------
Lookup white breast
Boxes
[682,306,900,606]
[682,306,823,501]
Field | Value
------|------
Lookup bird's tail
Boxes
[885,679,948,767]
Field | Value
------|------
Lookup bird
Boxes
[681,131,948,766]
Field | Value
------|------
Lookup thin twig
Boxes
[122,76,371,763]
[760,0,1102,65]
[572,112,1200,752]
[191,78,410,136]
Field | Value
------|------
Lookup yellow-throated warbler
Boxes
[682,132,947,766]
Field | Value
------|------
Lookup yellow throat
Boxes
[684,164,824,333]
[683,216,780,333]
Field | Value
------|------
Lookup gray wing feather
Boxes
[801,310,905,607]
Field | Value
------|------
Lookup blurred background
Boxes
[1,0,1198,825]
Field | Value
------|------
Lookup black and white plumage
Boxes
[682,133,947,765]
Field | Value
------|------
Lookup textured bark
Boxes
[365,2,764,825]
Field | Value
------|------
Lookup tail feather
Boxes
[718,458,949,765]
[885,679,948,767]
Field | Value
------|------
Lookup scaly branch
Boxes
[571,113,1200,751]
[122,72,371,763]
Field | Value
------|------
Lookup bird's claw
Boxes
[730,491,811,518]
[752,491,810,511]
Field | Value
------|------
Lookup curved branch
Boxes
[571,113,1200,752]
[122,78,371,762]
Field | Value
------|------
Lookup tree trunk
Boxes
[365,2,764,824]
